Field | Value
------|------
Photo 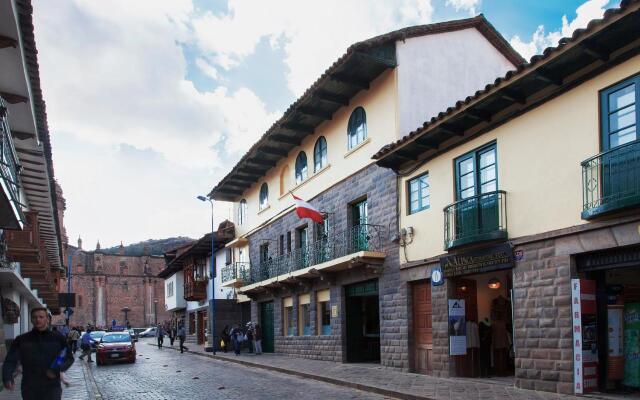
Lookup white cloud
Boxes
[190,0,434,96]
[195,57,219,80]
[445,0,480,15]
[509,0,610,61]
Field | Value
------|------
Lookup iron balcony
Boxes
[443,190,508,250]
[0,96,24,229]
[581,140,640,219]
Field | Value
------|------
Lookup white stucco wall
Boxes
[396,28,516,136]
[210,251,233,300]
[164,271,186,311]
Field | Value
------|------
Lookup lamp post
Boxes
[197,195,216,354]
[153,299,158,325]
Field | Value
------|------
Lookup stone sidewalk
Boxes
[150,340,587,400]
[0,355,98,400]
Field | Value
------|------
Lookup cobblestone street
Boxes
[86,339,391,400]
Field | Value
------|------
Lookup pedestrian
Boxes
[221,325,230,353]
[67,328,80,353]
[2,307,74,400]
[230,325,242,356]
[156,324,165,348]
[177,324,188,354]
[168,324,176,346]
[246,323,254,354]
[254,323,263,355]
[79,328,93,362]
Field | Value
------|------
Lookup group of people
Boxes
[221,322,262,356]
[155,323,188,353]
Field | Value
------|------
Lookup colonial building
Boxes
[374,1,640,395]
[66,240,171,328]
[159,221,244,348]
[0,0,68,359]
[211,16,523,367]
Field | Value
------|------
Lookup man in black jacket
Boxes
[2,307,74,400]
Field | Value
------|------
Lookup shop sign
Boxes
[431,267,444,286]
[571,279,598,394]
[440,243,514,278]
[448,299,466,356]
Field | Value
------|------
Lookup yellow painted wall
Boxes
[399,55,640,262]
[234,69,398,236]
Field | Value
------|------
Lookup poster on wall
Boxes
[448,299,466,356]
[571,279,598,394]
[624,302,640,388]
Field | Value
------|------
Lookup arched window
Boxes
[347,107,367,150]
[259,183,269,210]
[314,136,328,172]
[238,199,247,225]
[295,152,308,184]
[279,165,290,196]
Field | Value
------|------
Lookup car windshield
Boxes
[102,334,131,343]
[90,331,106,339]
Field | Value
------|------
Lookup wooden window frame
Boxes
[347,107,367,150]
[407,172,430,215]
[599,73,639,151]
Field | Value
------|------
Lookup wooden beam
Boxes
[230,175,258,183]
[237,168,264,177]
[11,130,36,140]
[270,134,301,145]
[314,91,349,106]
[438,123,464,137]
[259,146,289,157]
[500,88,526,105]
[533,68,563,86]
[354,52,397,68]
[581,40,609,62]
[394,149,418,161]
[0,35,18,49]
[281,122,314,134]
[330,73,370,90]
[246,158,276,167]
[414,137,437,150]
[296,107,333,120]
[466,108,492,123]
[0,92,28,104]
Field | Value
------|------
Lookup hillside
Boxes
[100,237,195,257]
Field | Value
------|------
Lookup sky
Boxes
[32,0,618,249]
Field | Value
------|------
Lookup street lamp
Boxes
[197,194,216,354]
[153,299,158,325]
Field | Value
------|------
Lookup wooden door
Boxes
[412,281,433,374]
[197,311,205,344]
[454,278,477,377]
[260,302,275,353]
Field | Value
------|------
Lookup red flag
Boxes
[292,194,324,223]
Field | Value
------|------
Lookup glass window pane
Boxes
[411,200,419,213]
[461,187,475,199]
[460,173,475,190]
[479,150,495,168]
[609,107,635,133]
[420,176,429,191]
[480,167,496,184]
[610,125,637,148]
[609,84,635,111]
[459,158,474,175]
[481,181,496,194]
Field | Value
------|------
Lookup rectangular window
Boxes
[279,234,284,256]
[298,294,311,336]
[167,282,174,297]
[225,248,232,265]
[455,143,497,199]
[317,289,331,335]
[286,232,292,254]
[601,75,638,149]
[408,173,430,214]
[283,297,294,336]
[260,243,269,263]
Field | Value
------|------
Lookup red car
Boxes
[96,332,136,365]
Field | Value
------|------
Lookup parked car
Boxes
[90,331,107,351]
[137,327,157,338]
[96,332,136,365]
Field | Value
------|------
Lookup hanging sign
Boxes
[448,299,466,356]
[571,279,598,394]
[431,267,444,286]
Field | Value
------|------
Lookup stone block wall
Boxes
[246,163,406,368]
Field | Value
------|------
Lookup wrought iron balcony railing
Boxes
[443,190,507,250]
[581,140,640,219]
[0,97,23,228]
[221,262,250,285]
[243,224,385,285]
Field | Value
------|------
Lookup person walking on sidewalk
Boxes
[79,328,93,362]
[221,326,230,353]
[67,328,80,353]
[230,325,242,356]
[168,324,176,347]
[253,323,263,355]
[177,324,188,354]
[246,323,254,354]
[2,307,74,400]
[156,324,165,348]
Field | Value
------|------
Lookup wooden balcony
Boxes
[5,211,41,264]
[183,259,208,301]
[184,279,207,301]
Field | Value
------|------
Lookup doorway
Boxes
[346,280,380,363]
[260,301,275,353]
[197,310,205,344]
[412,280,433,374]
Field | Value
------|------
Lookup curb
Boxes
[80,359,103,400]
[147,343,428,400]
